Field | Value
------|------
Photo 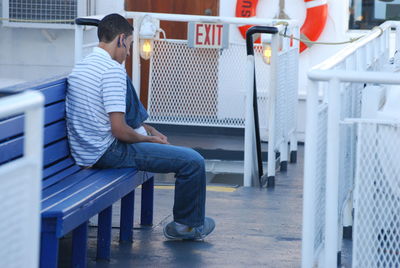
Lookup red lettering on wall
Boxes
[216,25,223,45]
[196,24,203,45]
[204,24,211,45]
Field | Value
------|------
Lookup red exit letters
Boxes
[195,23,224,48]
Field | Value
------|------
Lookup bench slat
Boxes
[40,81,67,105]
[42,168,136,217]
[42,168,99,201]
[43,164,82,190]
[44,101,65,125]
[0,116,23,142]
[0,101,65,142]
[44,121,67,145]
[0,137,22,164]
[43,157,75,180]
[44,139,70,166]
[0,135,69,165]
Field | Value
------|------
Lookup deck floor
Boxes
[57,145,352,267]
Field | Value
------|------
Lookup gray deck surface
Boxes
[57,145,352,267]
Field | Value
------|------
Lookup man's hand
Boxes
[109,113,169,145]
[143,124,170,144]
[149,135,169,144]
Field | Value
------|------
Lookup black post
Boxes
[245,26,278,187]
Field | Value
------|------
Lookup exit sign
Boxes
[188,22,229,49]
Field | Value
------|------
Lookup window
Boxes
[3,0,94,28]
[349,0,400,29]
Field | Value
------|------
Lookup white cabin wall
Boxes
[0,0,124,84]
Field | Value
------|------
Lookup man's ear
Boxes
[121,34,127,48]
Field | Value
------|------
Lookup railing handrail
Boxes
[308,69,400,84]
[125,11,299,26]
[310,21,400,72]
[0,90,44,118]
[75,12,299,28]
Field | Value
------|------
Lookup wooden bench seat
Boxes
[0,76,154,268]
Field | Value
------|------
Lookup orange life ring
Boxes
[235,0,328,52]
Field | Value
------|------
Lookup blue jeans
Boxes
[94,139,206,227]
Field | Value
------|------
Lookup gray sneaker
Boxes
[163,217,215,240]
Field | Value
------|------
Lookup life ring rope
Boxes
[235,0,328,52]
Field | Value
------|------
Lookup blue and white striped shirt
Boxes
[66,47,126,166]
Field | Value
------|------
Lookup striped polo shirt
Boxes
[66,47,126,167]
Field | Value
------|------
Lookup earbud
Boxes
[117,37,121,48]
[122,37,126,48]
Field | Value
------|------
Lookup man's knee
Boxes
[186,148,205,169]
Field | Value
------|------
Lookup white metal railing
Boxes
[74,12,300,186]
[0,90,44,268]
[302,21,400,268]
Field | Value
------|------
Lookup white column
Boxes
[74,24,84,64]
[325,78,341,268]
[244,55,256,187]
[301,80,319,268]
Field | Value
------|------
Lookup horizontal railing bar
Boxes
[311,21,400,72]
[125,11,299,26]
[308,69,400,84]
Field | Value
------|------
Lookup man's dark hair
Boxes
[98,13,133,43]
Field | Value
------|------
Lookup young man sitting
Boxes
[66,13,215,240]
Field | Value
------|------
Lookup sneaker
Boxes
[163,217,215,240]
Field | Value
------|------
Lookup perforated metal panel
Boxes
[353,122,400,268]
[314,104,327,253]
[147,40,270,128]
[272,47,298,150]
[7,0,77,23]
[284,48,299,138]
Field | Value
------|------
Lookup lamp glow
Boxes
[262,44,272,65]
[140,39,153,60]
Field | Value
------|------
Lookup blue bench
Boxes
[0,76,154,268]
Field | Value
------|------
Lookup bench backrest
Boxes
[0,77,81,189]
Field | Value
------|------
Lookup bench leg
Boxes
[97,206,112,260]
[141,177,154,226]
[120,190,135,242]
[72,221,88,268]
[40,219,59,268]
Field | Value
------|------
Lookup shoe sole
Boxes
[163,225,215,241]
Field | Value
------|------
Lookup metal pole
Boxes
[325,78,341,268]
[125,11,297,26]
[396,25,400,52]
[74,24,83,64]
[132,16,141,96]
[267,33,279,186]
[301,80,319,268]
[244,54,256,187]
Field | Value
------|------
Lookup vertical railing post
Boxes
[74,24,84,64]
[396,24,400,53]
[132,15,141,97]
[267,33,279,184]
[244,26,279,187]
[301,79,319,268]
[23,92,44,268]
[244,53,256,187]
[325,78,341,268]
